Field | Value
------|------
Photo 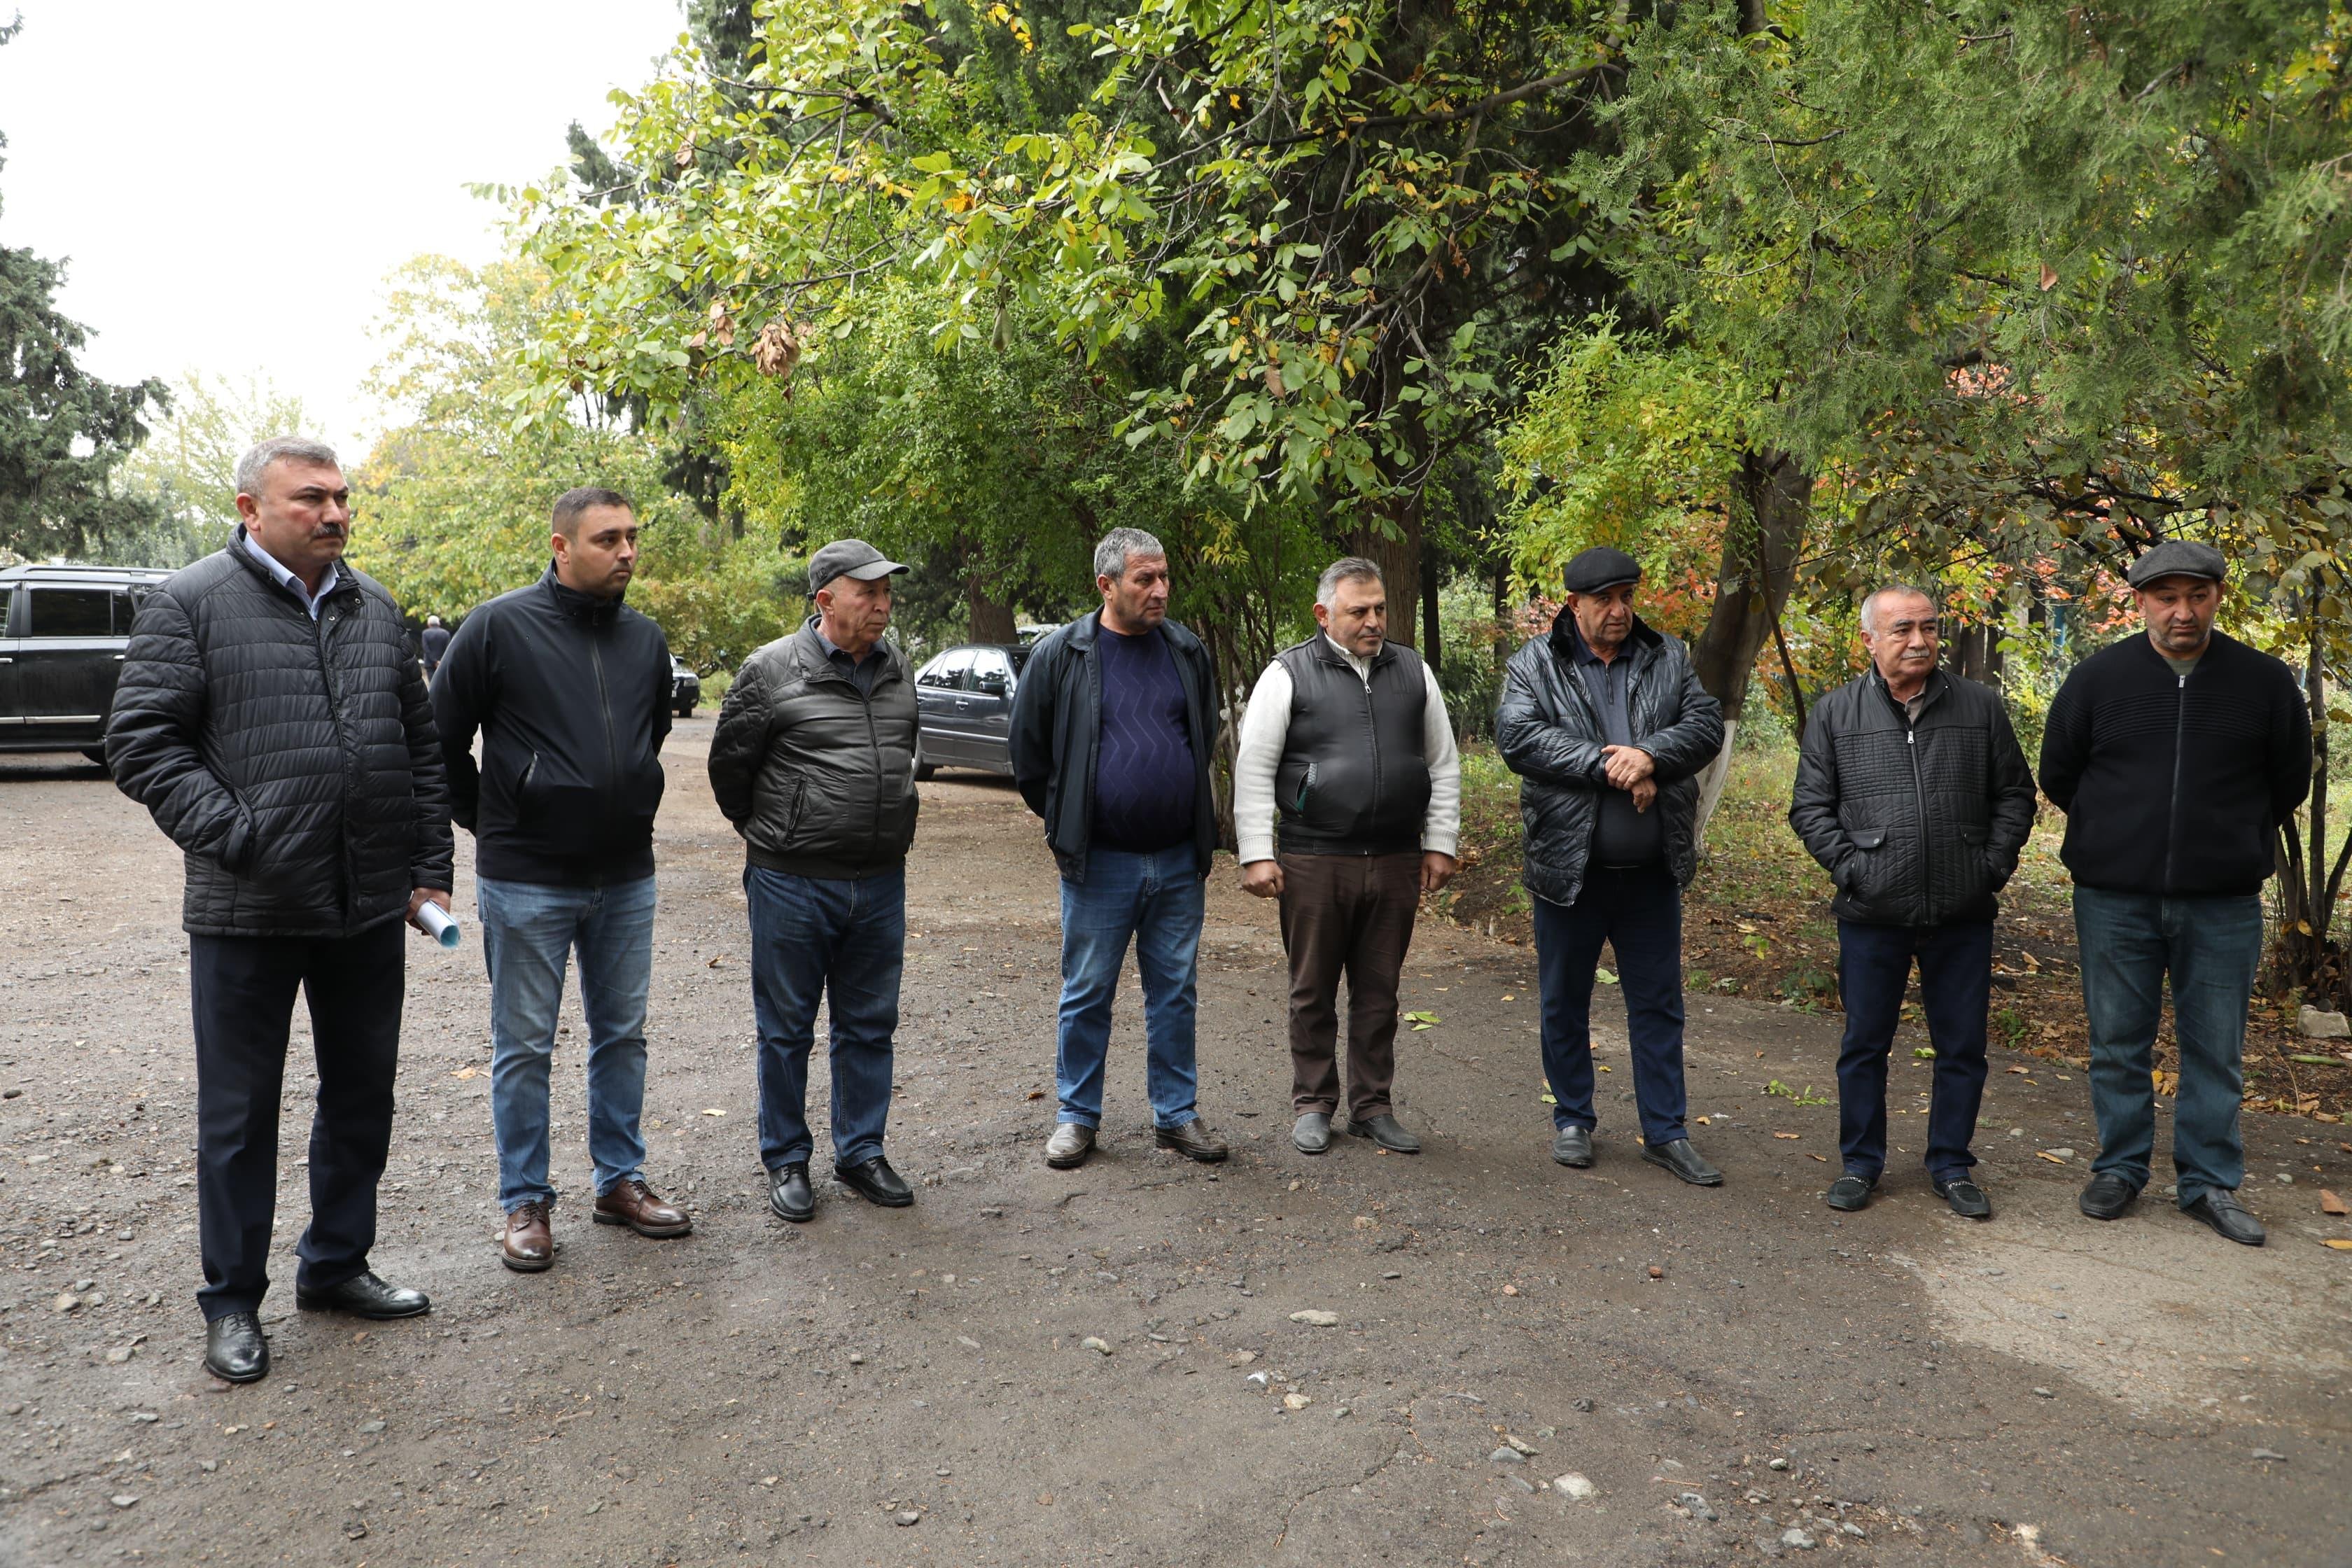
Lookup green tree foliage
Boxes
[349,255,798,672]
[0,16,168,564]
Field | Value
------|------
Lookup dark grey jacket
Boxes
[1790,668,2038,927]
[1273,636,1431,856]
[706,620,919,880]
[106,528,454,937]
[1008,611,1222,883]
[1495,611,1725,908]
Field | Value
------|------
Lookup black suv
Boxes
[0,564,172,764]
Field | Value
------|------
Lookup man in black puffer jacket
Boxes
[1790,584,2038,1220]
[107,438,452,1385]
[1497,547,1726,1188]
[708,539,922,1224]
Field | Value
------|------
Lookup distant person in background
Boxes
[1009,528,1228,1171]
[1789,584,2037,1220]
[708,539,921,1224]
[107,436,451,1385]
[2039,540,2311,1247]
[420,615,450,678]
[432,487,687,1275]
[1497,546,1726,1188]
[1232,556,1461,1157]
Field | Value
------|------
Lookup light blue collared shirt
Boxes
[249,540,342,621]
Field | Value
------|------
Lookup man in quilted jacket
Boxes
[1497,547,1726,1187]
[107,437,454,1385]
[1789,585,2038,1219]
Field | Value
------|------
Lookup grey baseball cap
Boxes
[808,538,909,595]
[2124,539,2227,589]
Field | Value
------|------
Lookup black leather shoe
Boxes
[1640,1138,1723,1186]
[769,1161,814,1223]
[1293,1113,1332,1154]
[1550,1126,1595,1168]
[2078,1170,2139,1221]
[1825,1173,1877,1212]
[203,1311,268,1383]
[1348,1114,1421,1154]
[836,1156,914,1207]
[295,1271,430,1320]
[2183,1189,2266,1246]
[1934,1177,1993,1219]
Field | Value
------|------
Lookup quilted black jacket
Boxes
[1494,611,1725,908]
[106,528,454,937]
[1788,668,2038,927]
[706,620,920,880]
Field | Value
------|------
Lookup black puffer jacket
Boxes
[106,528,454,937]
[706,620,919,880]
[1495,611,1725,908]
[1789,668,2038,927]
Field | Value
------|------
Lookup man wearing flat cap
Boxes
[2040,540,2310,1246]
[709,538,923,1222]
[1497,546,1728,1186]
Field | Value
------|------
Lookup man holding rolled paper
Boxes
[433,487,690,1273]
[108,437,454,1385]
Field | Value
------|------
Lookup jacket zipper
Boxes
[2162,665,2190,892]
[1359,651,1382,845]
[589,633,618,808]
[314,592,358,923]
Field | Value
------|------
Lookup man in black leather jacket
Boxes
[1497,547,1726,1186]
[1789,585,2037,1219]
[108,438,452,1384]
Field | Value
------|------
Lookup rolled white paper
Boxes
[419,902,461,950]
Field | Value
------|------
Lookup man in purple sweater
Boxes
[1009,529,1229,1170]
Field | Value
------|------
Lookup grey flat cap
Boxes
[1563,545,1642,595]
[2125,539,2226,589]
[808,538,909,595]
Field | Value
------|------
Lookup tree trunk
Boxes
[964,542,1016,645]
[1688,448,1813,843]
[1348,510,1422,652]
[1421,543,1443,671]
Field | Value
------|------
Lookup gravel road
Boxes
[1,721,2346,1566]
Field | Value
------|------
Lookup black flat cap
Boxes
[808,538,910,595]
[2124,539,2227,589]
[1563,545,1642,595]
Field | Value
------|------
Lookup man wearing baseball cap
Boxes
[2040,539,2310,1245]
[1497,545,1727,1186]
[708,538,923,1222]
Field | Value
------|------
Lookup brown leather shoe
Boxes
[500,1200,553,1273]
[1153,1119,1229,1163]
[593,1177,693,1238]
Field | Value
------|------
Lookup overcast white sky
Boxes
[0,1,688,451]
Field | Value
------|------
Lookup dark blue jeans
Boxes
[1535,865,1688,1145]
[2073,886,2264,1208]
[1834,918,1993,1183]
[1055,846,1204,1130]
[746,866,905,1172]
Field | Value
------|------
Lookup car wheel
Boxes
[677,701,695,718]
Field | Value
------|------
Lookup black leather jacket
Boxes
[1789,668,2038,926]
[706,621,920,880]
[1495,611,1724,907]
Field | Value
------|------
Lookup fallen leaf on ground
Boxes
[1026,1089,1046,1100]
[1773,1132,1800,1140]
[701,1108,725,1117]
[451,1067,478,1080]
[2323,1239,2352,1252]
[1809,1154,1828,1161]
[706,955,724,967]
[2036,1151,2067,1163]
[1595,968,1619,986]
[2323,1190,2348,1216]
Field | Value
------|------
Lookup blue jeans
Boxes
[1056,846,1204,1130]
[2074,886,2264,1207]
[1834,919,1993,1182]
[477,875,657,1212]
[1534,865,1688,1145]
[746,866,904,1171]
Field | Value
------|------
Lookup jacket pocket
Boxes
[1959,823,2002,893]
[1841,825,1889,898]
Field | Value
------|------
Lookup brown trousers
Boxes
[1277,850,1422,1120]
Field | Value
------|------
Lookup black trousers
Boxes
[190,920,405,1320]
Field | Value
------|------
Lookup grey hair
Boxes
[1093,527,1166,582]
[1315,556,1383,609]
[234,436,341,498]
[1859,583,1938,634]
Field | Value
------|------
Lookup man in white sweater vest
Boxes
[1231,557,1462,1155]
